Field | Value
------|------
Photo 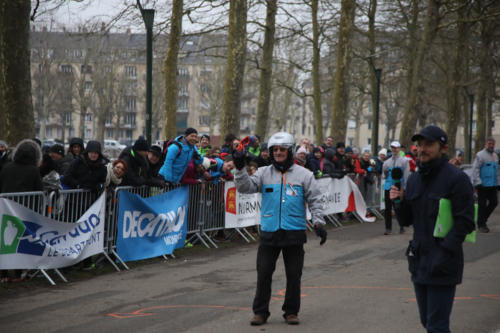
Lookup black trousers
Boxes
[384,190,402,231]
[252,243,304,318]
[414,283,456,333]
[477,186,498,227]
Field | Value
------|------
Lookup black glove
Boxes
[314,223,327,245]
[232,150,246,170]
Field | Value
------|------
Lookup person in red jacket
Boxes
[406,145,418,172]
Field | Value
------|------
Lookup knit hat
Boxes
[345,147,353,153]
[86,140,102,154]
[133,137,149,152]
[149,144,162,157]
[184,127,198,136]
[296,146,307,155]
[49,144,65,157]
[378,148,387,156]
[336,142,345,148]
[69,137,84,148]
[0,140,8,150]
[260,142,268,151]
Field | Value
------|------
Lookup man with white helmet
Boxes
[232,131,327,326]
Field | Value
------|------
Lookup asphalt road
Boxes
[1,214,499,333]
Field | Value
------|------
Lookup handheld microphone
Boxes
[391,167,403,206]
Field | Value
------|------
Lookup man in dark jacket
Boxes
[60,137,84,174]
[62,141,107,190]
[0,139,43,193]
[333,142,347,172]
[390,125,475,333]
[119,137,150,187]
[146,145,166,187]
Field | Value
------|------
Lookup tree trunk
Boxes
[330,0,356,143]
[220,0,247,140]
[311,0,323,145]
[0,1,34,145]
[399,0,441,148]
[163,0,183,139]
[254,0,276,140]
[474,6,496,153]
[445,0,467,154]
[368,0,377,153]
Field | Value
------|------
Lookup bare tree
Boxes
[254,0,277,139]
[0,1,34,144]
[220,0,247,140]
[330,0,356,143]
[162,0,183,139]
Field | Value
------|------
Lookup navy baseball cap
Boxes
[411,125,447,144]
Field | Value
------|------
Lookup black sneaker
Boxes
[479,226,490,233]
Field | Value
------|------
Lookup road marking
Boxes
[108,304,250,319]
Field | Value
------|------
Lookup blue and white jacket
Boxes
[159,136,203,184]
[234,164,325,232]
[472,148,500,187]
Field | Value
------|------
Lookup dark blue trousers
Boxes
[413,283,456,333]
[252,243,304,319]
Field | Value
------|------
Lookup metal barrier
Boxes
[0,171,385,285]
[0,191,47,215]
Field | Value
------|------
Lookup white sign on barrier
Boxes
[0,193,106,269]
[224,181,261,228]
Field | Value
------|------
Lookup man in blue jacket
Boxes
[233,132,327,326]
[159,128,204,184]
[471,137,499,233]
[390,125,475,333]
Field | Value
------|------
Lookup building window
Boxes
[85,113,92,122]
[125,96,136,112]
[81,65,92,74]
[65,113,72,125]
[106,129,114,138]
[178,85,188,96]
[348,120,356,129]
[124,114,136,125]
[125,66,137,78]
[177,98,188,111]
[199,116,210,126]
[178,67,189,77]
[105,114,113,125]
[126,130,133,139]
[38,63,44,73]
[46,127,53,137]
[85,128,92,139]
[368,121,372,130]
[367,138,371,145]
[61,65,73,73]
[118,130,124,139]
[85,81,92,91]
[348,137,354,146]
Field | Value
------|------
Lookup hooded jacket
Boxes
[62,149,107,190]
[159,136,204,184]
[118,146,150,186]
[471,148,500,187]
[0,139,43,193]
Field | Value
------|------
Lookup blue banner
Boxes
[116,187,189,262]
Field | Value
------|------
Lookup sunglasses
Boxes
[272,147,288,152]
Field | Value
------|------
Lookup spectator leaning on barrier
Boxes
[344,147,366,176]
[146,145,167,187]
[323,148,344,179]
[0,139,43,283]
[119,137,151,187]
[159,127,204,184]
[255,143,271,167]
[390,125,475,333]
[0,139,43,194]
[248,135,261,158]
[406,145,418,172]
[48,144,65,174]
[221,133,236,153]
[0,140,11,173]
[62,140,107,191]
[471,137,499,233]
[382,141,410,235]
[359,151,376,197]
[333,142,347,171]
[60,137,84,174]
[198,134,212,156]
[104,159,128,188]
[232,131,327,326]
[306,146,324,178]
[375,148,387,180]
[294,146,308,167]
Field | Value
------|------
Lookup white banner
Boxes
[0,193,106,269]
[224,182,261,228]
[308,177,375,222]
